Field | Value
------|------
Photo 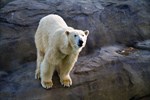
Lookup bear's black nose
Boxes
[78,39,83,47]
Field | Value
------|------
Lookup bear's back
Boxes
[35,14,69,53]
[39,14,68,32]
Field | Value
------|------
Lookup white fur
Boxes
[34,14,89,89]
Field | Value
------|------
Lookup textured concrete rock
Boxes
[135,39,150,50]
[0,0,150,100]
[0,46,150,100]
[0,0,150,71]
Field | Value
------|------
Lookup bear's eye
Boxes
[82,35,84,37]
[74,35,77,37]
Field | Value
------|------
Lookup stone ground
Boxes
[0,45,150,100]
[0,0,150,100]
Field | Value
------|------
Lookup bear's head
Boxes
[65,30,89,52]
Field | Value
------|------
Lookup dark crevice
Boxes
[116,4,130,10]
[130,94,150,100]
[122,67,134,88]
[130,95,138,100]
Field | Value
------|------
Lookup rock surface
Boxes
[0,46,150,100]
[0,0,150,100]
[0,0,150,71]
[135,40,150,51]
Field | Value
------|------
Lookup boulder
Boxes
[0,0,150,71]
[135,40,150,50]
[0,0,150,100]
[0,46,150,100]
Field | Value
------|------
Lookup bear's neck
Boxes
[59,42,79,55]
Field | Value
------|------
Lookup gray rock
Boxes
[0,71,8,78]
[0,46,150,100]
[135,40,150,50]
[0,0,150,99]
[0,0,150,71]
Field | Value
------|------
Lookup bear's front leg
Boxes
[59,55,77,87]
[40,59,54,89]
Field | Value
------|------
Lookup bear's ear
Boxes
[84,30,89,36]
[65,31,70,36]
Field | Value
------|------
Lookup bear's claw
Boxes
[41,80,53,89]
[61,79,72,87]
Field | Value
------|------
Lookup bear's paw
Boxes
[61,78,72,87]
[41,80,53,89]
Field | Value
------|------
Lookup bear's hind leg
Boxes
[35,50,44,79]
[40,59,55,89]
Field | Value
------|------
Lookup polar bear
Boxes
[35,14,89,89]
